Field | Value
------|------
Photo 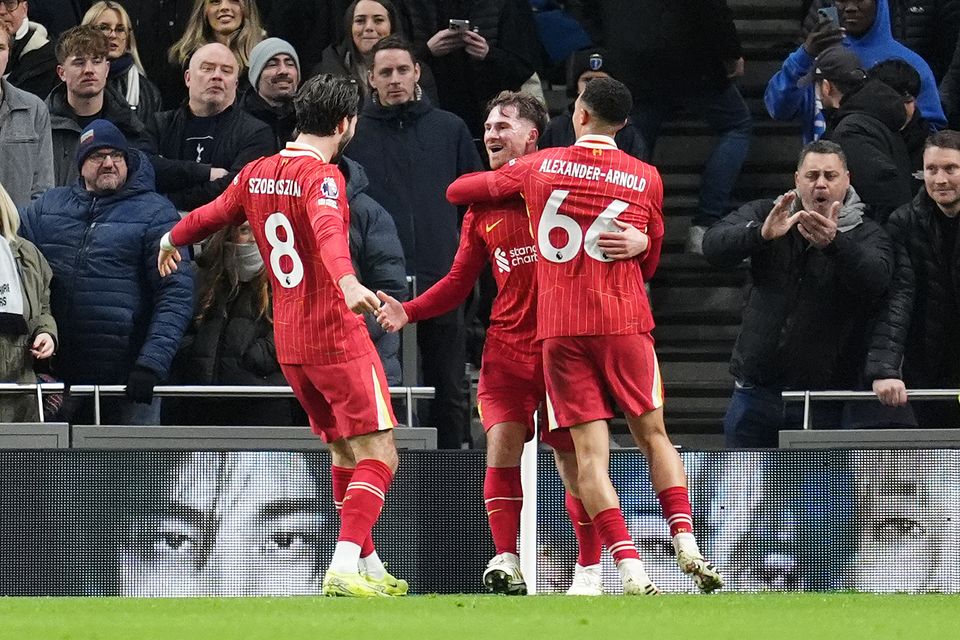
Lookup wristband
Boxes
[160,231,176,252]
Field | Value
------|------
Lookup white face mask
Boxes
[227,242,264,282]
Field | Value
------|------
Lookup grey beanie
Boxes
[248,37,301,87]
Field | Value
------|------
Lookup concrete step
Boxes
[651,286,744,315]
[653,132,803,169]
[654,324,741,345]
[656,342,733,362]
[660,360,734,384]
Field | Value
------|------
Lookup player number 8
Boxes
[265,211,304,288]
[538,189,630,263]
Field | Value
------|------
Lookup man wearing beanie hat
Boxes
[539,48,647,161]
[75,118,129,174]
[18,118,193,425]
[144,43,273,210]
[241,37,301,151]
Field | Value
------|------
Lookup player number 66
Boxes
[539,189,630,263]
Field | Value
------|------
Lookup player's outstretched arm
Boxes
[375,291,409,333]
[157,232,183,277]
[339,274,380,314]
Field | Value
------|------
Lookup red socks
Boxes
[565,492,602,566]
[657,486,694,537]
[592,507,640,563]
[484,466,523,555]
[332,462,392,549]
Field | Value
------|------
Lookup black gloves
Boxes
[126,367,160,404]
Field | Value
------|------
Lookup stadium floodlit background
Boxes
[2,449,956,596]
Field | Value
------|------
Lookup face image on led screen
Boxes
[535,450,959,594]
[118,452,334,596]
[0,450,956,595]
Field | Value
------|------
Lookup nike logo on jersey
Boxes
[485,218,504,233]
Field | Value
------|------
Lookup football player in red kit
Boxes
[377,91,648,595]
[157,75,405,598]
[446,77,723,595]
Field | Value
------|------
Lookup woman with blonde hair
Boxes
[82,1,162,122]
[168,0,264,86]
[0,182,56,422]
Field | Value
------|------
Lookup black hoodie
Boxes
[824,78,915,224]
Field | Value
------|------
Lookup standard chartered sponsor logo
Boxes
[495,247,511,273]
[495,245,537,273]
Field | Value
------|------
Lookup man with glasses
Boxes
[0,0,57,99]
[18,117,193,425]
[46,24,148,186]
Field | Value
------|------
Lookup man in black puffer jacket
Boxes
[814,45,915,223]
[868,130,960,427]
[703,140,893,448]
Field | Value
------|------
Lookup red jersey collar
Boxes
[574,134,618,150]
[280,141,328,162]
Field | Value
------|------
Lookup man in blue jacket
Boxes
[766,0,946,144]
[347,36,483,448]
[19,118,193,424]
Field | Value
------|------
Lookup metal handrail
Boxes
[781,389,960,430]
[0,383,435,427]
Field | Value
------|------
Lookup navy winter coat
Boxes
[346,94,482,291]
[341,157,408,385]
[18,150,193,384]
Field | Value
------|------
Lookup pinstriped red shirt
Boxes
[403,197,539,363]
[447,135,664,339]
[170,141,374,364]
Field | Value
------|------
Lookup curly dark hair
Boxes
[294,74,361,136]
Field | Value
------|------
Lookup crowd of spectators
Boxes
[2,0,960,447]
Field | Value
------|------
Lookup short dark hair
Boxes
[869,59,921,99]
[579,77,632,128]
[925,130,960,153]
[368,34,417,69]
[294,74,360,136]
[55,25,110,64]
[485,91,549,135]
[797,139,848,170]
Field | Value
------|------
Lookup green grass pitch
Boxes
[1,594,957,640]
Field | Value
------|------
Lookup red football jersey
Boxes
[170,141,374,365]
[403,197,539,363]
[447,135,665,339]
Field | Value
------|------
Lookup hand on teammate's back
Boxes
[374,291,408,333]
[597,219,650,259]
[339,275,380,314]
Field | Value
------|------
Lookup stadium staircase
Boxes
[647,0,804,447]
